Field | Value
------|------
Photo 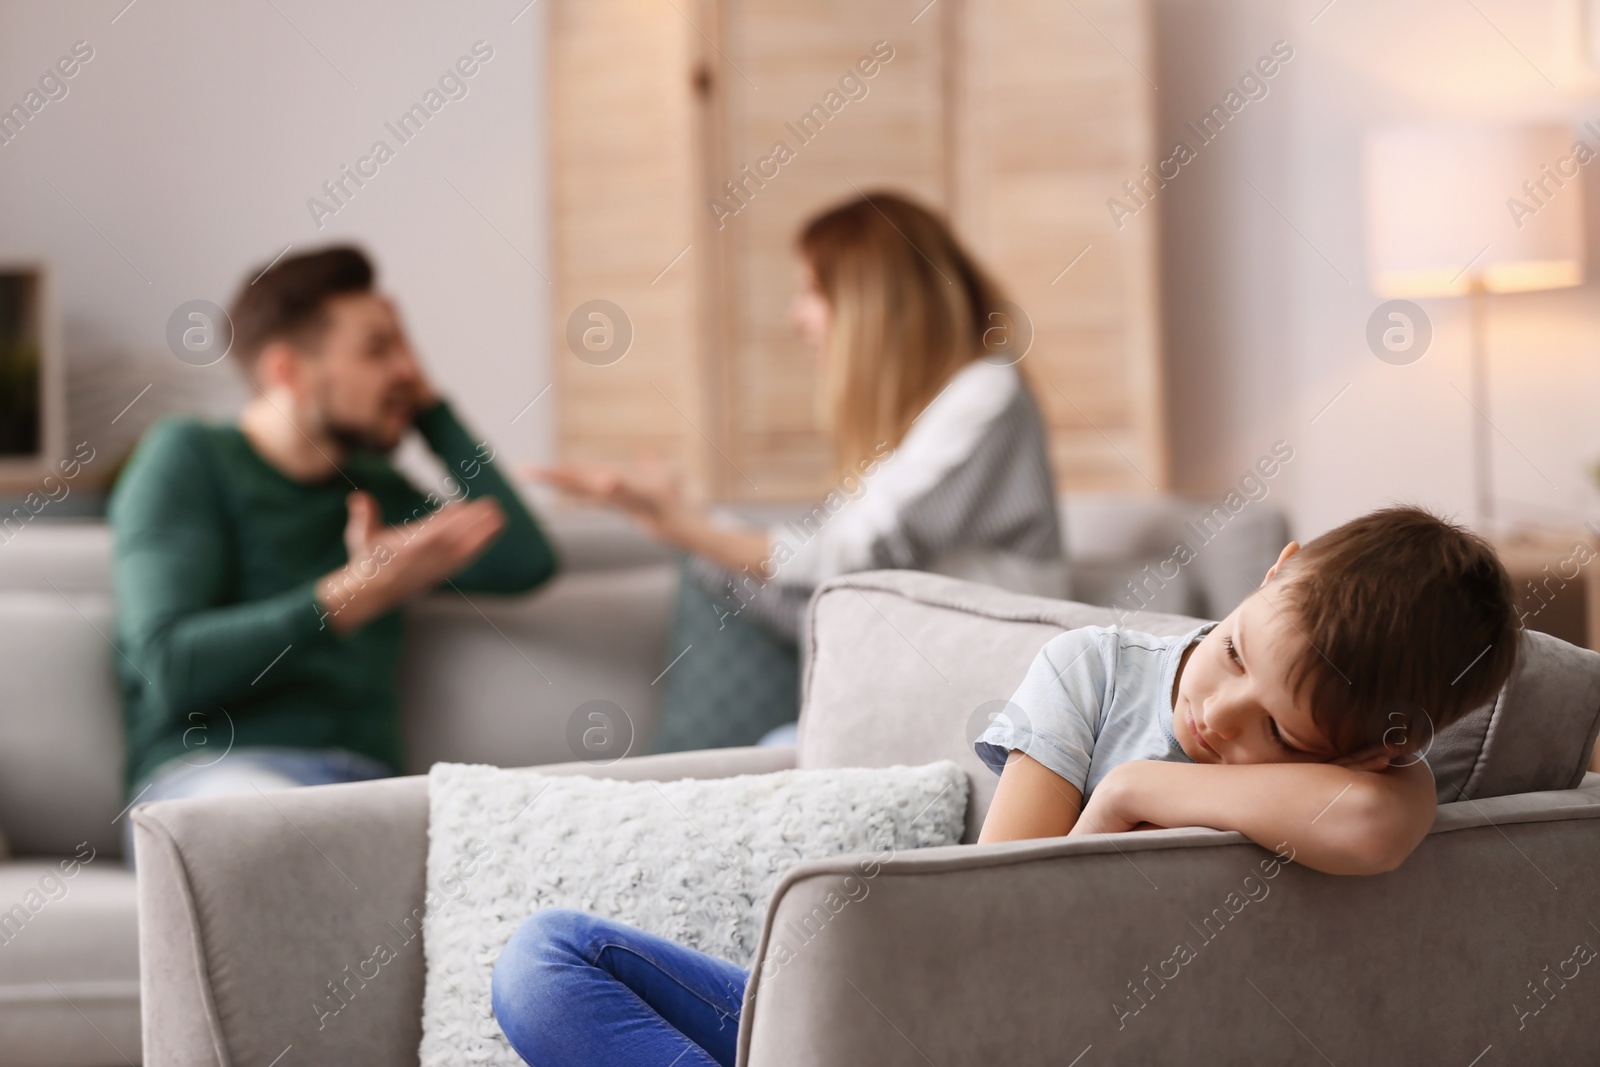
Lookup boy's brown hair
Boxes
[1271,505,1518,758]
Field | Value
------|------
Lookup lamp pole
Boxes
[1467,278,1492,530]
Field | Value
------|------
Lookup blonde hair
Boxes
[799,191,1017,480]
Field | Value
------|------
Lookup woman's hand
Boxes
[526,456,685,540]
[526,455,774,576]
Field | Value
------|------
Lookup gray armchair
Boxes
[135,570,1600,1065]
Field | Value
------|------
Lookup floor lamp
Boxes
[1363,124,1586,530]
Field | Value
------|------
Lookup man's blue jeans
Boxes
[492,908,749,1067]
[121,747,393,868]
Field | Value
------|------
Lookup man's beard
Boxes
[315,383,412,455]
[324,418,401,455]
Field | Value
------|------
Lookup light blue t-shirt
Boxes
[975,623,1217,803]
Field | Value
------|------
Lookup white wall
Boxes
[7,0,1598,540]
[0,0,552,484]
[1152,0,1600,540]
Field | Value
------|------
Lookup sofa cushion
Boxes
[0,522,113,594]
[798,571,1600,840]
[0,859,140,1067]
[798,572,1205,841]
[400,563,677,773]
[1059,492,1290,618]
[0,540,680,861]
[1426,629,1600,800]
[654,557,801,752]
[533,504,679,572]
[0,593,126,858]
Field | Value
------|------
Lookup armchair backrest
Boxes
[797,571,1203,841]
[797,571,1600,841]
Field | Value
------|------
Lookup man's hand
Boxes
[316,490,505,634]
[383,295,440,417]
[408,367,440,415]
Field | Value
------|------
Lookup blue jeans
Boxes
[492,909,749,1067]
[121,747,393,868]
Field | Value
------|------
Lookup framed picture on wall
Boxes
[0,264,64,490]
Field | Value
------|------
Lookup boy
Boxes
[975,505,1520,875]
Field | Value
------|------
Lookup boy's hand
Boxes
[1065,763,1161,837]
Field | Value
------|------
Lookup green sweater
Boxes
[108,402,558,794]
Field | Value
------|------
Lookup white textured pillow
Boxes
[419,760,967,1067]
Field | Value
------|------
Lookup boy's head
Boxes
[1173,505,1518,770]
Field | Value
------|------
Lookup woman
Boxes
[532,190,1067,750]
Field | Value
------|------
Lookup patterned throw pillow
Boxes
[419,760,968,1066]
[654,556,802,752]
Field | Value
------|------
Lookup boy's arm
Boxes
[1071,759,1437,876]
[977,751,1083,843]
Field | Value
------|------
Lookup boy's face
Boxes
[1172,543,1385,769]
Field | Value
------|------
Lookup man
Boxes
[111,246,557,856]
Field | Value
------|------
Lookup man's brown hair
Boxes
[1271,505,1518,758]
[227,245,374,369]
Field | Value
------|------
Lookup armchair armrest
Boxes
[135,745,796,1067]
[737,780,1600,1065]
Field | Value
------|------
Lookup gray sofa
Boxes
[0,508,677,1067]
[0,493,1286,1066]
[134,570,1600,1065]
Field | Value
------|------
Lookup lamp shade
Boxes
[1364,123,1586,298]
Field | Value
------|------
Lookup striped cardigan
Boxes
[691,359,1069,642]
